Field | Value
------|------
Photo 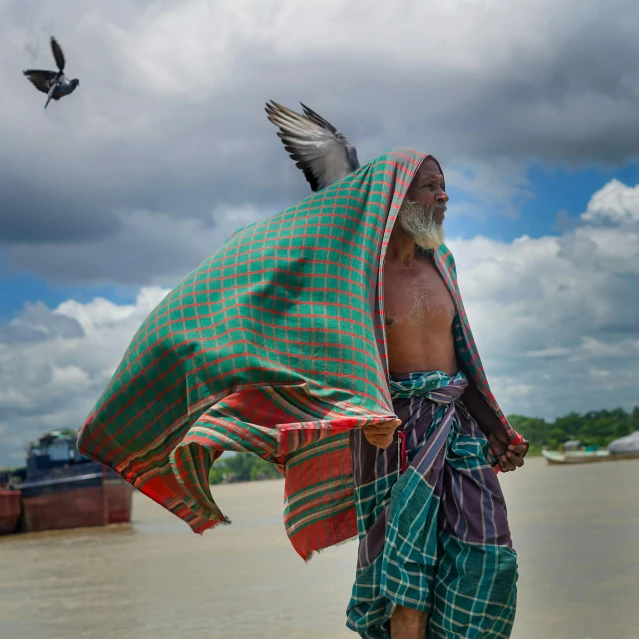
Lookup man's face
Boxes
[397,157,449,250]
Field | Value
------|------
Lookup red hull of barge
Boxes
[0,490,22,534]
[21,481,133,533]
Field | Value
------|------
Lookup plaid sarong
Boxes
[77,147,527,561]
[346,371,518,638]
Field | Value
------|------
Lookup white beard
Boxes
[397,199,446,250]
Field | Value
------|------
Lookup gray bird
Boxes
[23,37,80,109]
[265,100,360,192]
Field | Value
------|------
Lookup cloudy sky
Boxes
[1,0,638,465]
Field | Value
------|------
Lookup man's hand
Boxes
[487,431,527,472]
[462,379,527,472]
[363,418,402,449]
[504,444,528,471]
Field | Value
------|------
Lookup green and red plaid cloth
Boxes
[77,147,527,560]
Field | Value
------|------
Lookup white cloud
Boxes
[581,179,639,226]
[449,178,639,419]
[0,287,169,465]
[106,1,235,100]
[1,178,638,464]
[444,159,534,220]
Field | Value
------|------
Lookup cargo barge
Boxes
[0,429,132,535]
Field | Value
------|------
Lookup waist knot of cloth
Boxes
[388,370,468,476]
[388,370,468,403]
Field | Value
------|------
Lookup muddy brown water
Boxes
[1,456,638,639]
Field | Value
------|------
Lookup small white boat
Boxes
[541,449,612,465]
[542,432,639,465]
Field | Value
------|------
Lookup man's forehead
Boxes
[413,157,444,182]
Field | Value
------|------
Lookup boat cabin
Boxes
[561,440,582,452]
[26,430,88,479]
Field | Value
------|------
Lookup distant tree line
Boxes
[508,407,639,454]
[208,407,639,483]
[209,453,283,485]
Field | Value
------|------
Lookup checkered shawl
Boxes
[77,147,527,560]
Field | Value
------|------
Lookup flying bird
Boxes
[23,37,80,109]
[265,100,360,192]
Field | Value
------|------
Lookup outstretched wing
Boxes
[265,100,360,192]
[23,69,57,94]
[50,36,65,72]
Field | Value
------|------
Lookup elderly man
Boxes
[345,156,527,639]
[78,148,527,639]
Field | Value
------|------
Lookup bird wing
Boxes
[23,69,58,94]
[265,100,360,192]
[50,37,65,72]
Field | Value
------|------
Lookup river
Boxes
[1,457,638,638]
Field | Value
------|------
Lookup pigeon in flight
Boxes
[23,37,80,109]
[265,100,360,192]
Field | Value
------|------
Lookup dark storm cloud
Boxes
[0,171,119,243]
[1,0,639,286]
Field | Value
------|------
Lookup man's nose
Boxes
[436,191,449,203]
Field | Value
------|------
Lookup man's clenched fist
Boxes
[363,418,403,449]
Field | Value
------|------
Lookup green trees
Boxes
[209,453,283,485]
[207,407,639,481]
[508,407,639,453]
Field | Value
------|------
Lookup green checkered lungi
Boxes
[346,371,518,638]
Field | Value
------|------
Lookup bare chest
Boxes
[383,256,456,328]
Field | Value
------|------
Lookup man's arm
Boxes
[462,377,527,472]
